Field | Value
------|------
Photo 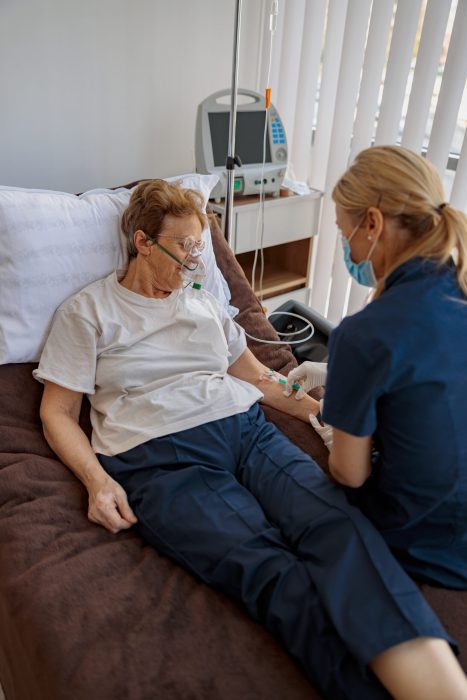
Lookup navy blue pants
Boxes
[98,403,452,700]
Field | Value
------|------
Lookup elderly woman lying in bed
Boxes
[34,180,467,700]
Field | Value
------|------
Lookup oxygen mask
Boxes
[180,255,207,289]
[143,231,207,290]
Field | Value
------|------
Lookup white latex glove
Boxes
[284,361,327,399]
[309,413,334,451]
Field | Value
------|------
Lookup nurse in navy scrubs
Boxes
[287,145,467,590]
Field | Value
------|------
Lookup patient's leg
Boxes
[99,414,391,700]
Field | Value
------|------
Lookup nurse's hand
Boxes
[87,474,138,534]
[284,361,327,399]
[309,414,334,451]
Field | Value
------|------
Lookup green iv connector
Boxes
[278,377,301,391]
[266,368,301,391]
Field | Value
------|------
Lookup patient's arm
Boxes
[228,348,320,423]
[40,380,138,533]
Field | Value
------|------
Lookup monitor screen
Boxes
[208,111,272,167]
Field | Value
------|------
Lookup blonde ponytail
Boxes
[442,205,467,296]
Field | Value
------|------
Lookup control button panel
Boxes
[271,115,285,145]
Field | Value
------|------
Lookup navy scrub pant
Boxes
[98,403,452,700]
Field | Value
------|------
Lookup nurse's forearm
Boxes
[328,429,372,488]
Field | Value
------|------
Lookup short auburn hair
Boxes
[121,179,207,258]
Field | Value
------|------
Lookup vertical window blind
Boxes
[256,0,467,323]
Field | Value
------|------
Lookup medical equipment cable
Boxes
[244,311,315,345]
[245,1,316,346]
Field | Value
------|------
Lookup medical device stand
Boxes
[223,0,243,246]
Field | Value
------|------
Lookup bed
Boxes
[0,185,466,700]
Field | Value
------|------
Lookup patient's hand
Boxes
[87,474,138,534]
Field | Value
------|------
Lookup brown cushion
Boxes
[208,210,297,375]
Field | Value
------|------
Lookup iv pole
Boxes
[223,0,243,246]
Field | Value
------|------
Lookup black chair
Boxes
[269,300,335,363]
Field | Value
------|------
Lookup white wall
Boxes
[0,0,263,193]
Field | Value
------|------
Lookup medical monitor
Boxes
[195,89,287,201]
[209,111,272,167]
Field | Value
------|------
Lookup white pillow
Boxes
[0,174,232,364]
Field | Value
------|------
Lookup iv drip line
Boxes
[251,0,277,301]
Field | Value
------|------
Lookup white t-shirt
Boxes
[33,272,262,456]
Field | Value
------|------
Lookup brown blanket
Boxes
[0,210,465,700]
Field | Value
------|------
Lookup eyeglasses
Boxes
[150,233,205,257]
[142,231,202,271]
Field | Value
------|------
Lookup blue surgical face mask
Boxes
[340,219,380,287]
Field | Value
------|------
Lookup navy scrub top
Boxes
[322,257,467,589]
